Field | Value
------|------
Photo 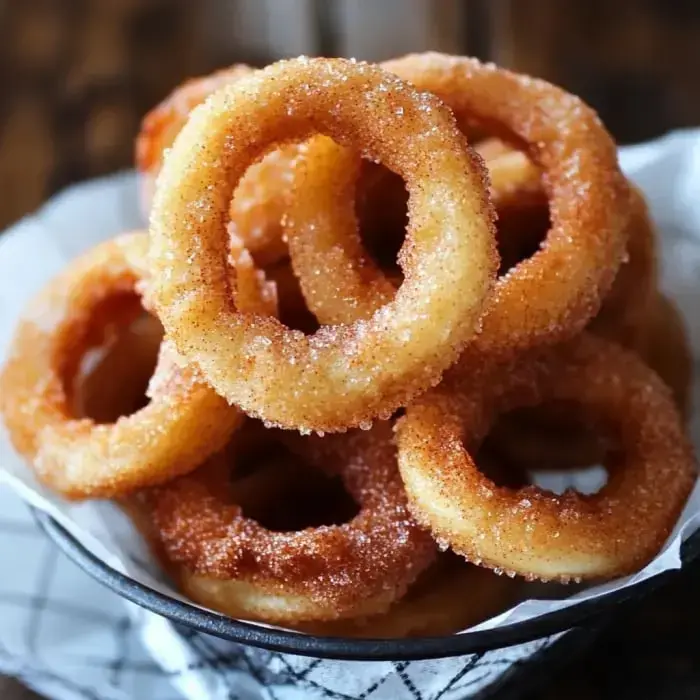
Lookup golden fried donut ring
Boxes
[142,422,436,624]
[0,232,273,499]
[296,554,519,638]
[482,145,657,348]
[136,63,291,267]
[285,54,629,356]
[395,334,696,581]
[149,57,498,433]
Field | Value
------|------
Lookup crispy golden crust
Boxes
[148,57,498,433]
[396,333,696,581]
[139,422,436,624]
[0,232,273,499]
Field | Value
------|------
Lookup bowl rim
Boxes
[34,508,700,662]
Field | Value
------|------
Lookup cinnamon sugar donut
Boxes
[0,232,274,498]
[148,56,498,432]
[142,422,436,623]
[396,334,696,581]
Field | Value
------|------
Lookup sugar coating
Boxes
[148,56,498,433]
[587,185,658,344]
[145,421,437,623]
[395,333,697,582]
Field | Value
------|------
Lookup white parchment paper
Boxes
[1,130,700,638]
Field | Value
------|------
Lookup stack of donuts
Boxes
[1,54,696,638]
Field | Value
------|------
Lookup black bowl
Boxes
[34,508,700,662]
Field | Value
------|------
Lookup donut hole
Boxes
[470,138,551,277]
[495,200,550,276]
[70,293,163,423]
[356,162,407,280]
[473,443,531,489]
[264,261,320,335]
[532,463,609,497]
[482,400,619,495]
[232,438,360,531]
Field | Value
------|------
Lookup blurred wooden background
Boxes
[0,0,699,229]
